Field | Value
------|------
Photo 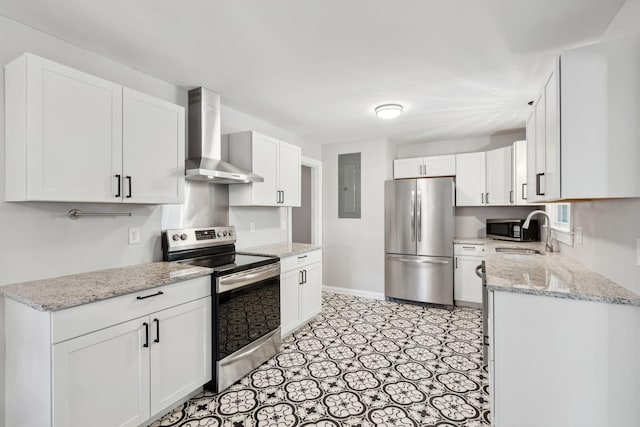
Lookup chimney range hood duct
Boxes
[185,87,263,184]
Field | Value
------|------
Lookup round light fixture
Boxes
[375,103,403,119]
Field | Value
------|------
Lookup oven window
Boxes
[216,276,280,360]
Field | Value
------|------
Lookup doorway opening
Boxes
[291,157,322,245]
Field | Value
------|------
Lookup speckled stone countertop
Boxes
[454,237,486,245]
[0,262,213,312]
[240,242,322,258]
[484,240,640,306]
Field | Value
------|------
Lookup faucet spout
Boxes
[523,210,554,252]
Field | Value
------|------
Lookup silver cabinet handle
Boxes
[486,192,490,204]
[298,254,308,259]
[387,255,449,264]
[410,190,415,242]
[416,190,422,242]
[481,193,484,204]
[509,190,514,204]
[522,183,528,200]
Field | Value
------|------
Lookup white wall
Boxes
[322,137,393,296]
[396,130,525,158]
[230,207,288,249]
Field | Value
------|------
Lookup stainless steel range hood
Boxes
[185,87,263,184]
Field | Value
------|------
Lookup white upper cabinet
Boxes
[456,148,514,207]
[512,140,530,205]
[4,53,185,204]
[455,152,486,206]
[228,131,301,207]
[527,36,640,201]
[5,53,123,202]
[123,88,185,204]
[393,155,456,179]
[485,146,513,206]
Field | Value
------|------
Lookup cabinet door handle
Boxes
[509,190,514,204]
[298,254,308,259]
[299,270,304,285]
[143,322,149,348]
[522,183,528,200]
[136,291,164,300]
[486,192,490,204]
[303,269,307,284]
[455,257,458,269]
[536,173,545,196]
[115,175,121,198]
[153,318,160,343]
[126,176,132,198]
[282,190,285,204]
[481,193,484,204]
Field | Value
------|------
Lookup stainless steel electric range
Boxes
[162,226,281,392]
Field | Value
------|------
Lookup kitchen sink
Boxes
[495,247,543,255]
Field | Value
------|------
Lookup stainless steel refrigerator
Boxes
[384,177,455,305]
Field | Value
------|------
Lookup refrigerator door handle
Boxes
[410,190,415,242]
[386,255,449,265]
[416,191,422,242]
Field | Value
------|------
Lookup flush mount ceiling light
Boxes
[375,103,404,119]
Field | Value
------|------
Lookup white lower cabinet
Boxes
[5,276,211,427]
[280,249,323,337]
[453,244,485,304]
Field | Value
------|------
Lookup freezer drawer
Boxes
[385,254,453,305]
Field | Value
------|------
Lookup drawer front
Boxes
[52,276,210,343]
[453,244,485,256]
[280,249,322,273]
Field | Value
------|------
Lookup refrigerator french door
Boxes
[384,177,455,305]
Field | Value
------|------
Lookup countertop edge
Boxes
[240,243,322,258]
[487,284,640,307]
[0,266,213,312]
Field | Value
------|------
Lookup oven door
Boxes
[214,262,281,391]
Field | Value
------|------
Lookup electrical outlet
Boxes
[575,227,583,245]
[249,222,255,232]
[128,227,140,245]
[636,238,640,266]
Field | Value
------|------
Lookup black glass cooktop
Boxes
[183,253,278,276]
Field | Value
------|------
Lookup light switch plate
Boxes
[575,227,583,245]
[128,227,140,245]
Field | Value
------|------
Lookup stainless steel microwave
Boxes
[486,219,540,242]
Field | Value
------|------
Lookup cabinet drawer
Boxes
[280,249,322,273]
[51,276,210,343]
[453,244,485,256]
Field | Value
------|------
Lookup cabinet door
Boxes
[149,297,212,416]
[423,155,456,177]
[485,146,512,206]
[454,256,483,304]
[533,90,546,201]
[513,140,529,205]
[393,158,424,179]
[52,317,150,427]
[123,88,185,204]
[251,133,280,205]
[281,269,302,337]
[14,54,123,202]
[544,59,561,200]
[278,141,302,207]
[526,110,540,203]
[301,262,322,323]
[455,152,485,206]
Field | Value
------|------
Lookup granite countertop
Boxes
[240,242,322,258]
[484,240,640,306]
[454,237,486,245]
[0,262,213,312]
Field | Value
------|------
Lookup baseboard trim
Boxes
[322,285,385,301]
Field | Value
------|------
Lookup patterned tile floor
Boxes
[151,292,490,427]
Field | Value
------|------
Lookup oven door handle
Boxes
[217,263,281,294]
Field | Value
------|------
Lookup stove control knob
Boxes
[223,231,228,237]
[180,233,188,241]
[172,234,180,241]
[217,231,223,237]
[228,230,234,236]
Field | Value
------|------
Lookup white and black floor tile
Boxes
[150,292,490,427]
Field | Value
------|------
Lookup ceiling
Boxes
[0,0,626,144]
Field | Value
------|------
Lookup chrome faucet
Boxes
[523,210,554,252]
